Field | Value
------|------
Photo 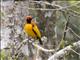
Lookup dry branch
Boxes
[27,1,80,11]
[48,41,80,60]
[32,43,55,52]
[14,38,55,57]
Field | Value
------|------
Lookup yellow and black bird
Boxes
[23,16,43,45]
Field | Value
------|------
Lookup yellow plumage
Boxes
[23,23,41,39]
[23,16,43,45]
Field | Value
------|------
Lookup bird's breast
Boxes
[24,24,36,38]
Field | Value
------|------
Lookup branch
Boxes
[57,11,69,50]
[30,1,62,8]
[48,41,80,60]
[32,43,55,52]
[70,48,80,56]
[14,37,55,57]
[30,1,80,8]
[68,27,80,39]
[27,1,80,11]
[68,9,80,17]
[27,7,61,11]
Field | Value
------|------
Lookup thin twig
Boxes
[30,1,80,8]
[14,38,55,57]
[68,27,80,39]
[27,1,80,11]
[27,7,62,11]
[68,9,80,16]
[71,48,80,56]
[57,11,69,50]
[48,41,80,60]
[32,43,55,52]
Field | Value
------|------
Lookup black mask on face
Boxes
[26,18,32,23]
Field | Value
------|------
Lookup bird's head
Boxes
[25,16,32,23]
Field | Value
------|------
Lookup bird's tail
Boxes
[37,37,43,45]
[39,38,43,45]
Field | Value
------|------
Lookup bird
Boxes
[23,16,43,45]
